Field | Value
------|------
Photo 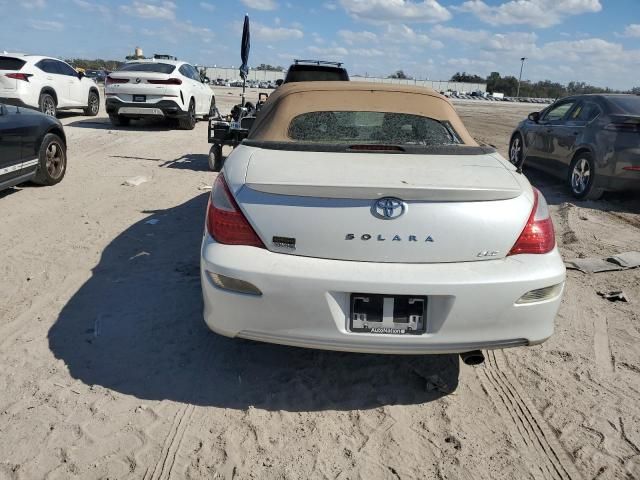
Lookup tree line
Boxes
[451,71,639,98]
[64,58,123,71]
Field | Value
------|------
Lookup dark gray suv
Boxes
[283,60,349,83]
[509,94,640,199]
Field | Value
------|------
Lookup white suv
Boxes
[0,53,100,117]
[105,59,215,130]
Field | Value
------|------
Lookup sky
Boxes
[1,0,639,89]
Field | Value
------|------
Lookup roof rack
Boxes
[294,59,343,67]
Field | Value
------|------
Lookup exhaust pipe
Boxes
[460,350,485,366]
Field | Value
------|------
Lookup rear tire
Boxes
[39,93,57,117]
[84,90,100,116]
[509,133,523,168]
[33,133,67,186]
[178,99,196,130]
[109,114,130,127]
[208,144,224,171]
[568,152,603,200]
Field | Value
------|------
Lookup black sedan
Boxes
[0,103,67,192]
[509,94,640,199]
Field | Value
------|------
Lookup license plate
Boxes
[133,95,146,102]
[230,121,241,129]
[349,294,427,335]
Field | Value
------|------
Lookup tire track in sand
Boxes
[593,315,615,377]
[478,350,583,480]
[143,404,196,480]
[142,332,216,480]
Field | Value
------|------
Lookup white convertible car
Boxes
[200,82,565,364]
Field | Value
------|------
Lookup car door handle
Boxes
[546,128,553,133]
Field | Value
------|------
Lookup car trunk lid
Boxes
[245,150,522,201]
[235,149,533,263]
[106,71,174,98]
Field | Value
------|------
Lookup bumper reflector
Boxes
[516,283,563,304]
[206,271,262,296]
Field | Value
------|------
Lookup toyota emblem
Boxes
[372,197,406,220]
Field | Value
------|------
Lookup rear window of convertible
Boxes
[287,111,461,145]
[117,62,176,74]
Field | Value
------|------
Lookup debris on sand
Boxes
[122,176,150,187]
[565,251,640,273]
[608,251,640,269]
[598,291,628,302]
[565,257,623,273]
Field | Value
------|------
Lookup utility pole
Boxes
[516,57,526,98]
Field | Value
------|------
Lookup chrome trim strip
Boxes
[118,107,164,116]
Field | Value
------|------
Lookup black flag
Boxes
[240,14,250,80]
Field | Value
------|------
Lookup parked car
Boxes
[200,82,565,363]
[0,103,67,191]
[509,94,640,199]
[283,59,349,83]
[84,69,107,83]
[104,58,215,130]
[0,53,100,117]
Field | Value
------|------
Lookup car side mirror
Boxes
[78,71,85,79]
[527,111,540,123]
[275,79,283,87]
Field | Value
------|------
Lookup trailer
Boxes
[207,92,269,171]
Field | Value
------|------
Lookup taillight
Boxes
[5,73,32,82]
[206,174,265,248]
[508,189,555,255]
[622,166,640,172]
[604,122,640,133]
[105,76,129,85]
[148,78,182,85]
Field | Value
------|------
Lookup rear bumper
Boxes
[601,174,640,191]
[597,147,640,191]
[0,96,32,109]
[200,234,566,354]
[105,98,188,118]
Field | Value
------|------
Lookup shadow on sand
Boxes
[66,117,178,132]
[523,166,640,215]
[48,194,459,411]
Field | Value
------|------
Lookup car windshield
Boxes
[288,111,460,145]
[607,96,640,114]
[117,62,176,74]
[0,56,26,71]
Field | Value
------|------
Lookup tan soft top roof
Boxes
[248,81,476,145]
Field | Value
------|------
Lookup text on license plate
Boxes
[349,294,427,335]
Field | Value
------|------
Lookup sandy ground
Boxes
[0,87,639,480]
